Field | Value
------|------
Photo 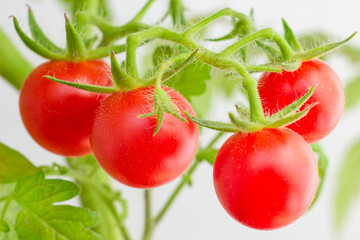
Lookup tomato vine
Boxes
[0,0,355,239]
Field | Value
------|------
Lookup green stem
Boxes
[242,76,265,122]
[126,27,195,79]
[87,44,126,59]
[221,28,294,60]
[154,132,224,225]
[142,189,154,240]
[309,143,328,209]
[0,29,33,90]
[207,132,225,148]
[124,25,266,122]
[47,160,132,240]
[129,0,155,23]
[100,22,151,46]
[0,196,12,221]
[0,196,10,202]
[66,173,131,240]
[169,0,186,30]
[72,0,100,40]
[154,160,200,225]
[183,8,248,37]
[77,8,151,46]
[106,200,132,240]
[142,50,198,86]
[246,63,282,73]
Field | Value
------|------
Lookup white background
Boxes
[1,0,360,239]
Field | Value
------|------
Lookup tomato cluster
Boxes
[213,59,343,229]
[19,58,342,229]
[20,61,199,188]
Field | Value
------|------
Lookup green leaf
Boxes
[345,75,360,110]
[334,139,360,230]
[282,19,301,52]
[165,60,211,99]
[0,183,20,240]
[152,45,172,67]
[196,148,219,165]
[66,156,126,240]
[309,143,328,209]
[0,220,10,232]
[0,28,33,90]
[13,172,101,240]
[150,46,201,86]
[0,142,40,183]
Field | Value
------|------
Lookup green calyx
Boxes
[272,20,356,71]
[138,50,200,136]
[64,13,87,61]
[46,51,141,93]
[11,6,128,61]
[185,86,316,133]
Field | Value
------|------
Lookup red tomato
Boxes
[213,128,318,230]
[90,86,199,188]
[258,59,344,143]
[19,60,112,156]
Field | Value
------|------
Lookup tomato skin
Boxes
[213,128,318,230]
[90,86,199,188]
[257,59,344,143]
[19,60,112,156]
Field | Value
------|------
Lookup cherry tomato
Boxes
[213,128,318,230]
[90,86,199,188]
[19,60,112,156]
[257,59,344,143]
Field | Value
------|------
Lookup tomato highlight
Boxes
[213,128,319,230]
[258,59,344,143]
[19,60,113,156]
[90,86,199,188]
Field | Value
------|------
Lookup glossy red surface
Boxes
[20,60,112,156]
[90,86,199,188]
[213,128,318,230]
[258,59,344,143]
